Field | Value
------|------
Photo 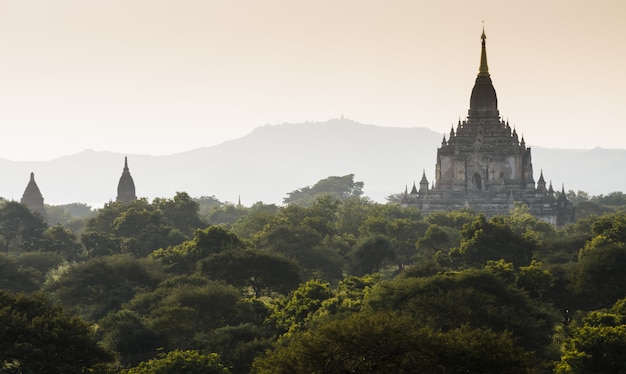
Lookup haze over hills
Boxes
[1,118,624,207]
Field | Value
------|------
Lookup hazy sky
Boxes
[0,0,624,161]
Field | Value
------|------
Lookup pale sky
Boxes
[0,0,624,161]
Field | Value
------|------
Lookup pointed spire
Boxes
[479,24,489,77]
[420,170,429,184]
[538,170,545,182]
[21,172,47,219]
[117,156,137,204]
[410,182,418,195]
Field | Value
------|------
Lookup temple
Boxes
[402,29,574,226]
[21,172,48,220]
[116,157,137,204]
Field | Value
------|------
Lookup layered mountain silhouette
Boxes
[1,118,624,207]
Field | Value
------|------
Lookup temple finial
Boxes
[479,24,489,77]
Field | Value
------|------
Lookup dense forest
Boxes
[3,174,626,373]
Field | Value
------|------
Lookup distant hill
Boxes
[1,118,624,207]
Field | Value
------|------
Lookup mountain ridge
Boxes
[1,119,623,206]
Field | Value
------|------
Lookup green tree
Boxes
[194,195,223,219]
[335,197,372,237]
[201,323,275,374]
[112,205,185,257]
[499,203,556,240]
[82,230,122,257]
[314,274,379,317]
[556,324,626,373]
[198,249,301,297]
[122,350,229,374]
[45,254,164,321]
[575,241,626,309]
[0,291,112,373]
[152,226,246,274]
[253,311,542,374]
[516,260,554,300]
[593,191,626,210]
[231,203,279,239]
[43,224,84,260]
[115,275,268,363]
[416,224,454,260]
[452,215,538,267]
[0,201,47,252]
[259,224,343,281]
[350,235,395,275]
[425,209,477,230]
[270,279,333,333]
[283,174,364,206]
[206,204,247,226]
[99,309,165,366]
[367,269,558,354]
[0,253,42,292]
[153,192,206,237]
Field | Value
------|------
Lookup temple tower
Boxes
[402,28,574,226]
[21,172,48,219]
[116,157,137,204]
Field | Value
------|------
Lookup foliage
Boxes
[270,279,333,333]
[99,309,165,367]
[43,224,84,260]
[231,203,279,239]
[104,275,269,367]
[0,291,112,373]
[201,323,275,374]
[314,274,380,317]
[194,195,223,218]
[122,350,229,374]
[516,260,555,300]
[283,174,364,206]
[0,201,47,252]
[451,215,538,267]
[349,235,395,275]
[253,311,542,374]
[45,202,94,226]
[258,223,343,281]
[0,253,43,293]
[153,192,206,237]
[199,249,301,297]
[576,241,626,309]
[82,196,204,258]
[44,255,164,321]
[367,269,558,354]
[206,204,247,226]
[425,209,477,229]
[556,324,626,373]
[151,225,246,274]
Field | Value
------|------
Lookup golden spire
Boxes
[478,24,489,77]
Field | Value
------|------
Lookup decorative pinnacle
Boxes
[479,24,490,77]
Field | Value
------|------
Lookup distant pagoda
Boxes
[21,172,48,220]
[402,28,574,227]
[116,157,137,204]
